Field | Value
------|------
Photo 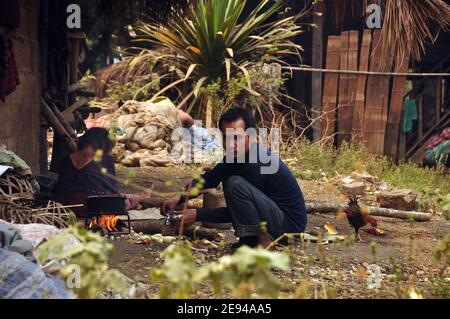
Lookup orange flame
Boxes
[89,215,121,232]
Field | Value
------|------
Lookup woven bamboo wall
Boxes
[0,0,42,173]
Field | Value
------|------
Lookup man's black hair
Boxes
[77,128,114,153]
[219,107,257,131]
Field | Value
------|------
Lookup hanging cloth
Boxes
[0,26,20,102]
[402,98,418,133]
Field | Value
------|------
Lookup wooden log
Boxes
[202,190,232,230]
[130,219,220,240]
[305,202,431,222]
[68,82,91,93]
[62,97,90,124]
[49,103,79,141]
[41,100,78,152]
[76,91,96,98]
[141,198,164,209]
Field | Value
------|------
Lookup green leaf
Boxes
[238,65,252,88]
[249,35,265,41]
[225,58,231,81]
[185,64,198,80]
[133,0,300,121]
[58,243,84,260]
[194,76,208,97]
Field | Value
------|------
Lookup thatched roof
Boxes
[324,0,450,68]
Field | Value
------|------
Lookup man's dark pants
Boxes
[223,175,285,239]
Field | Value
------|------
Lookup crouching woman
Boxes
[53,128,147,216]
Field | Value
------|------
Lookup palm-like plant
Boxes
[136,0,303,124]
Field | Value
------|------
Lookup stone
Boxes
[351,171,378,183]
[340,182,366,197]
[126,207,162,220]
[377,189,419,211]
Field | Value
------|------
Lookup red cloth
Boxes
[440,127,450,139]
[0,27,20,102]
[426,134,444,150]
[426,127,450,150]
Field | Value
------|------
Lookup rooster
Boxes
[345,196,378,241]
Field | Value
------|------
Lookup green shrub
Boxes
[286,139,449,211]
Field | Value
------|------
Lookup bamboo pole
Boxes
[284,66,450,78]
[305,203,432,222]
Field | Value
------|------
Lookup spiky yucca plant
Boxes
[136,0,303,124]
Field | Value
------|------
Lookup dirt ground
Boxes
[108,166,450,299]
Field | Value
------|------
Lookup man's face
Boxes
[221,118,250,158]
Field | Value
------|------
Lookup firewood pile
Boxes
[0,199,76,229]
[0,175,76,229]
[0,172,34,201]
[0,150,75,229]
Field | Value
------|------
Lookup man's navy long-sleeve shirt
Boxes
[196,145,307,233]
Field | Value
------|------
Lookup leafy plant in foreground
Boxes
[150,242,290,298]
[37,224,128,299]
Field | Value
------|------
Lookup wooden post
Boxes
[337,31,358,147]
[39,0,49,175]
[311,2,324,142]
[363,30,391,155]
[418,94,424,141]
[352,30,372,142]
[321,36,341,141]
[436,77,442,121]
[67,32,86,105]
[337,32,349,146]
[385,56,410,160]
[398,127,406,161]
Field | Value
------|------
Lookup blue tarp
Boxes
[0,248,70,299]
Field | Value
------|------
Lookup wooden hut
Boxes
[0,0,189,175]
[292,0,450,162]
[0,0,43,174]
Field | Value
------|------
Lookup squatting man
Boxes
[162,107,307,248]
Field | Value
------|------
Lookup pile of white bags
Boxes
[102,98,222,167]
[103,98,182,167]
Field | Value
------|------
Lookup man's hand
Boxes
[161,194,181,216]
[178,209,198,227]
